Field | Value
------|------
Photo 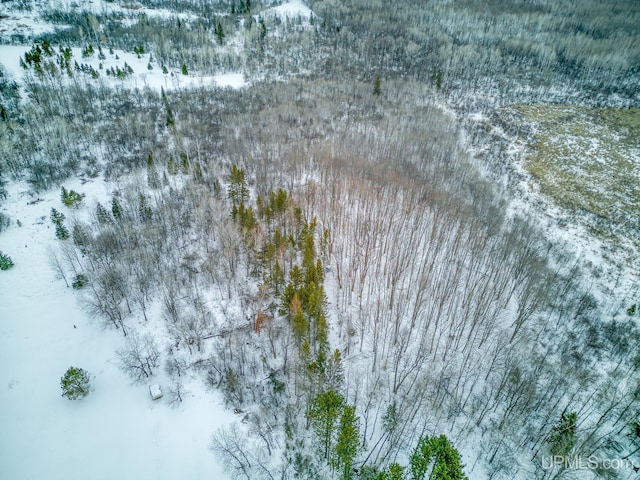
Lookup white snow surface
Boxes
[0,178,234,480]
[270,0,312,19]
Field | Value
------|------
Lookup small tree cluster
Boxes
[105,63,134,79]
[61,186,83,208]
[51,208,69,239]
[307,389,360,478]
[81,44,94,58]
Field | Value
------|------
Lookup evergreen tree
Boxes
[260,18,267,39]
[181,63,188,75]
[215,21,225,45]
[335,405,360,479]
[308,389,345,462]
[385,464,405,480]
[410,436,434,480]
[161,88,175,127]
[0,251,14,270]
[147,154,160,189]
[373,75,381,96]
[180,153,190,174]
[365,463,405,480]
[60,366,91,399]
[50,207,65,225]
[228,164,249,208]
[409,435,467,480]
[272,260,285,295]
[430,436,467,480]
[55,223,70,240]
[291,294,307,345]
[111,197,122,221]
[548,412,578,457]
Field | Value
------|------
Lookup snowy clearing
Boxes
[0,179,234,480]
[268,0,313,20]
[0,44,246,91]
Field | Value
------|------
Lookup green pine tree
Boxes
[548,412,578,457]
[410,435,467,480]
[61,187,83,207]
[180,153,190,174]
[0,251,14,270]
[228,165,249,208]
[335,405,360,479]
[55,223,70,240]
[308,389,345,462]
[50,207,65,225]
[430,435,467,480]
[272,260,285,295]
[215,21,226,45]
[111,197,122,221]
[373,75,381,96]
[60,366,91,399]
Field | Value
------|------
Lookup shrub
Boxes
[0,251,14,270]
[60,366,91,399]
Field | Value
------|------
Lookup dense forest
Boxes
[1,0,639,479]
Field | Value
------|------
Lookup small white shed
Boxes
[149,384,163,400]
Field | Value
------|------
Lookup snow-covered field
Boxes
[0,179,234,480]
[264,0,313,21]
[0,44,247,91]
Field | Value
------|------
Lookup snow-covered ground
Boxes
[0,178,234,480]
[266,0,313,20]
